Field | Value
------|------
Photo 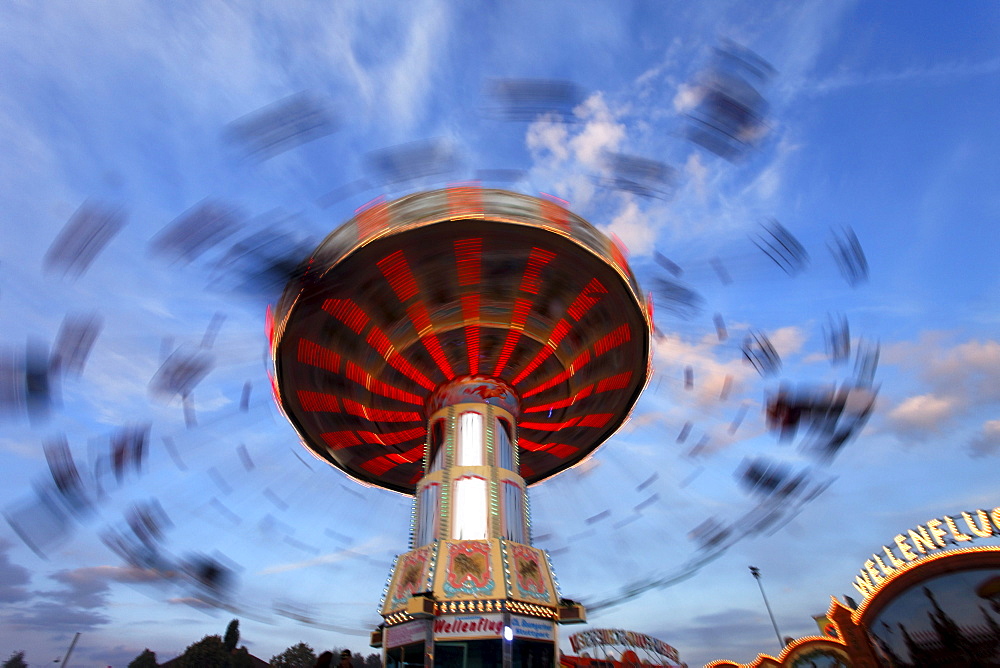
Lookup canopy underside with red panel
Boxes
[271,188,651,494]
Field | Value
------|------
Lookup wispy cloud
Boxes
[791,57,1000,98]
[257,536,387,575]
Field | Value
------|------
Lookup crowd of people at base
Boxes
[315,648,356,668]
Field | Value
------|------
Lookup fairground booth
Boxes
[707,505,1000,667]
[560,629,685,668]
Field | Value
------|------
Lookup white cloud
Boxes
[672,83,703,113]
[568,94,626,168]
[602,199,656,256]
[881,335,1000,440]
[768,325,806,358]
[886,393,956,436]
[526,92,628,210]
[923,339,1000,402]
[526,118,571,163]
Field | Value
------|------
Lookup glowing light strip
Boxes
[342,397,421,422]
[520,414,612,431]
[520,247,556,295]
[519,417,579,431]
[454,238,482,286]
[577,413,613,428]
[356,428,424,446]
[511,319,573,386]
[378,250,419,302]
[646,291,655,334]
[366,327,435,390]
[566,277,607,321]
[593,323,631,356]
[297,391,341,412]
[265,304,276,352]
[492,297,533,376]
[405,302,455,379]
[519,324,634,399]
[297,339,341,373]
[321,431,362,448]
[268,372,282,413]
[595,370,633,393]
[609,233,630,274]
[386,444,425,463]
[522,370,628,413]
[361,456,397,476]
[355,196,389,240]
[493,248,556,376]
[522,385,594,413]
[461,294,481,375]
[539,193,569,229]
[321,298,369,334]
[518,438,549,452]
[519,438,579,459]
[344,361,423,404]
[520,349,590,399]
[546,443,578,458]
[447,184,483,218]
[465,326,481,375]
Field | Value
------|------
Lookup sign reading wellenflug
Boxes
[434,614,504,640]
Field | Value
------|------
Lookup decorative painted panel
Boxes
[434,540,499,599]
[381,544,435,615]
[507,542,557,606]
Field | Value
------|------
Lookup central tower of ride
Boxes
[270,187,651,668]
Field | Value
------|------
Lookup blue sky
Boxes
[1,2,999,667]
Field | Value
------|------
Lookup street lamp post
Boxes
[57,632,80,667]
[749,566,784,651]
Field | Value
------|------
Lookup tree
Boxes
[128,648,158,668]
[2,651,27,668]
[270,642,317,668]
[364,652,381,668]
[223,618,241,653]
[178,634,231,668]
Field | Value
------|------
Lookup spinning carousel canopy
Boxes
[270,188,651,493]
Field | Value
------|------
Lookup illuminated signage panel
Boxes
[852,506,1000,599]
[510,615,554,641]
[433,613,503,640]
[385,620,429,649]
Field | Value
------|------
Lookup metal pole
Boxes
[749,566,783,650]
[59,632,81,668]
